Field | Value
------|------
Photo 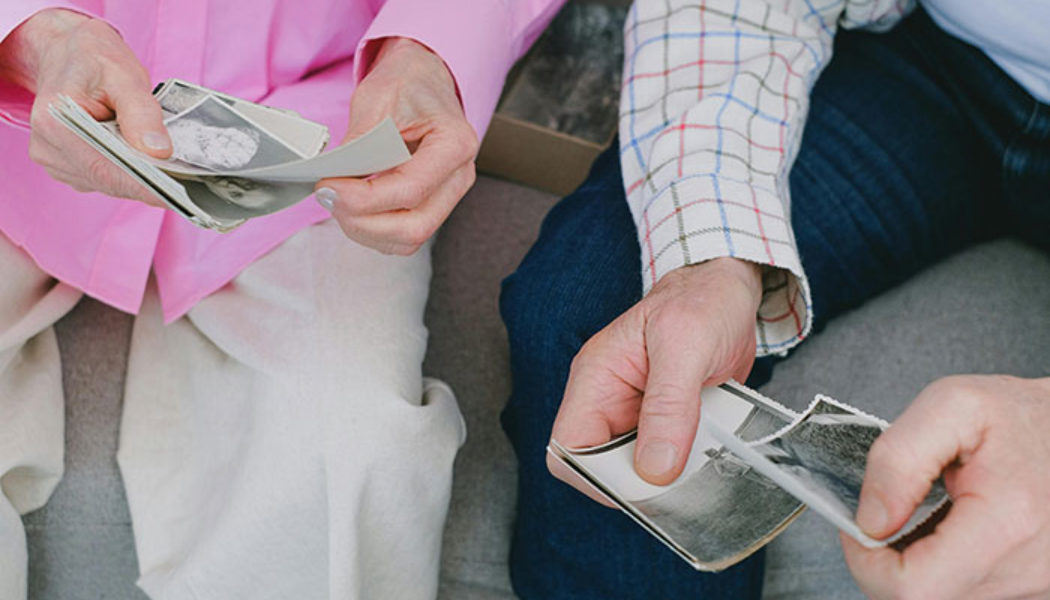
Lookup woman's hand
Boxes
[0,8,171,205]
[314,37,478,255]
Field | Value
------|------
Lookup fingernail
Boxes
[856,496,888,535]
[637,441,678,480]
[315,187,337,212]
[142,131,171,151]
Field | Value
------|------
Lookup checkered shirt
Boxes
[620,0,913,355]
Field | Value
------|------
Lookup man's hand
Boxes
[547,258,763,502]
[0,9,172,206]
[314,37,478,255]
[843,375,1050,600]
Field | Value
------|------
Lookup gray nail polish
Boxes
[315,187,337,212]
[142,132,171,151]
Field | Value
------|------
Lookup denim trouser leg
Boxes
[500,7,1047,599]
[501,147,765,599]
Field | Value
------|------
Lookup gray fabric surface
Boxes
[761,239,1050,599]
[425,178,558,599]
[23,174,1050,599]
[27,297,144,600]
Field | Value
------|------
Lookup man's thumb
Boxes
[634,341,710,485]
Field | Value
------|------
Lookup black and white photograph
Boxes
[551,385,952,571]
[631,443,804,569]
[181,177,316,218]
[751,399,948,543]
[163,96,302,172]
[202,176,282,209]
[551,384,807,570]
[155,80,213,117]
[752,400,882,519]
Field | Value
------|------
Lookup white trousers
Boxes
[0,220,465,600]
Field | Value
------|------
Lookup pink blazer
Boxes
[0,0,562,321]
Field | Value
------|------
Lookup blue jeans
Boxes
[500,7,1049,599]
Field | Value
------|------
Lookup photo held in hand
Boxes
[50,79,411,232]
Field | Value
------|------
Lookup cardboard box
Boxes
[477,1,629,197]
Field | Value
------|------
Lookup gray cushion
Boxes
[27,298,142,599]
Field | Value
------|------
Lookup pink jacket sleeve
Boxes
[0,1,103,127]
[354,0,566,139]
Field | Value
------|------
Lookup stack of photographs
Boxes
[549,381,950,571]
[49,80,410,232]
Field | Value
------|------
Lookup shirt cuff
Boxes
[353,0,522,140]
[0,2,103,128]
[636,175,813,356]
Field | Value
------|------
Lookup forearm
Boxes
[620,0,880,268]
[620,0,844,352]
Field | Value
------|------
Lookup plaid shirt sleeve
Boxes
[619,0,913,356]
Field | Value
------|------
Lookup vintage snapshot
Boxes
[549,382,806,571]
[183,178,317,218]
[154,79,215,116]
[154,79,330,156]
[742,398,949,547]
[549,383,951,570]
[162,95,304,173]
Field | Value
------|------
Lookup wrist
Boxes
[373,37,432,63]
[704,257,764,308]
[0,8,89,91]
[367,36,458,99]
